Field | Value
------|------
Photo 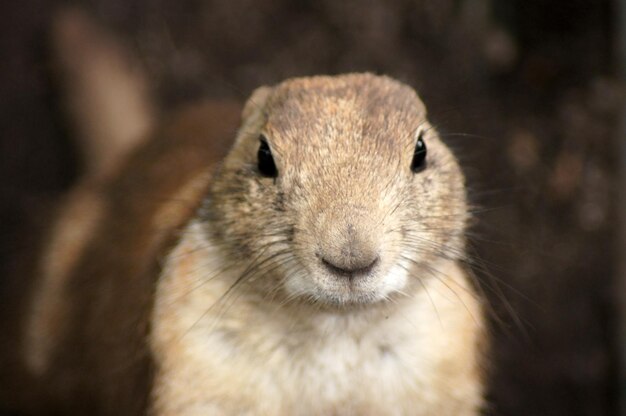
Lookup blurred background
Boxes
[0,0,624,415]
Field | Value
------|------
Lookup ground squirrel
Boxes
[0,11,486,415]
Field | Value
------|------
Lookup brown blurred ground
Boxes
[0,1,622,415]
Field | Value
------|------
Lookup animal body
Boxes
[0,11,485,415]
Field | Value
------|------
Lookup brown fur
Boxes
[0,101,240,414]
[149,74,484,415]
[0,12,485,416]
[52,8,154,177]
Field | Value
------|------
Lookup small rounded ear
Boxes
[242,86,272,121]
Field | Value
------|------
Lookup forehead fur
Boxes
[263,74,427,159]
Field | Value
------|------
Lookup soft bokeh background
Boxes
[0,1,623,415]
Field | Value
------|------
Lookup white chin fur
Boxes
[284,262,409,305]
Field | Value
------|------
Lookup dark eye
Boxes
[410,131,427,173]
[257,135,278,178]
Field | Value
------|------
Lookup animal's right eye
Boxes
[257,135,278,178]
[410,130,427,173]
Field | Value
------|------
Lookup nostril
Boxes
[321,256,379,279]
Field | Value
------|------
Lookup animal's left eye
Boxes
[410,130,427,173]
[257,135,278,178]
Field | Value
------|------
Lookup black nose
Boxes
[321,256,379,279]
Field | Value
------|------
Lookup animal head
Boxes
[204,73,468,306]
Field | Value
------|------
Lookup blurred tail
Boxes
[52,9,154,177]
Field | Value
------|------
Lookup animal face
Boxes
[204,74,468,306]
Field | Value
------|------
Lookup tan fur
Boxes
[152,222,483,415]
[150,74,486,414]
[52,9,154,177]
[25,184,105,375]
[22,10,155,377]
[2,13,486,414]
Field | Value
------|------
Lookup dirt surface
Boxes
[0,1,622,414]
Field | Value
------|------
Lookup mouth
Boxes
[319,255,380,280]
[284,261,409,307]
